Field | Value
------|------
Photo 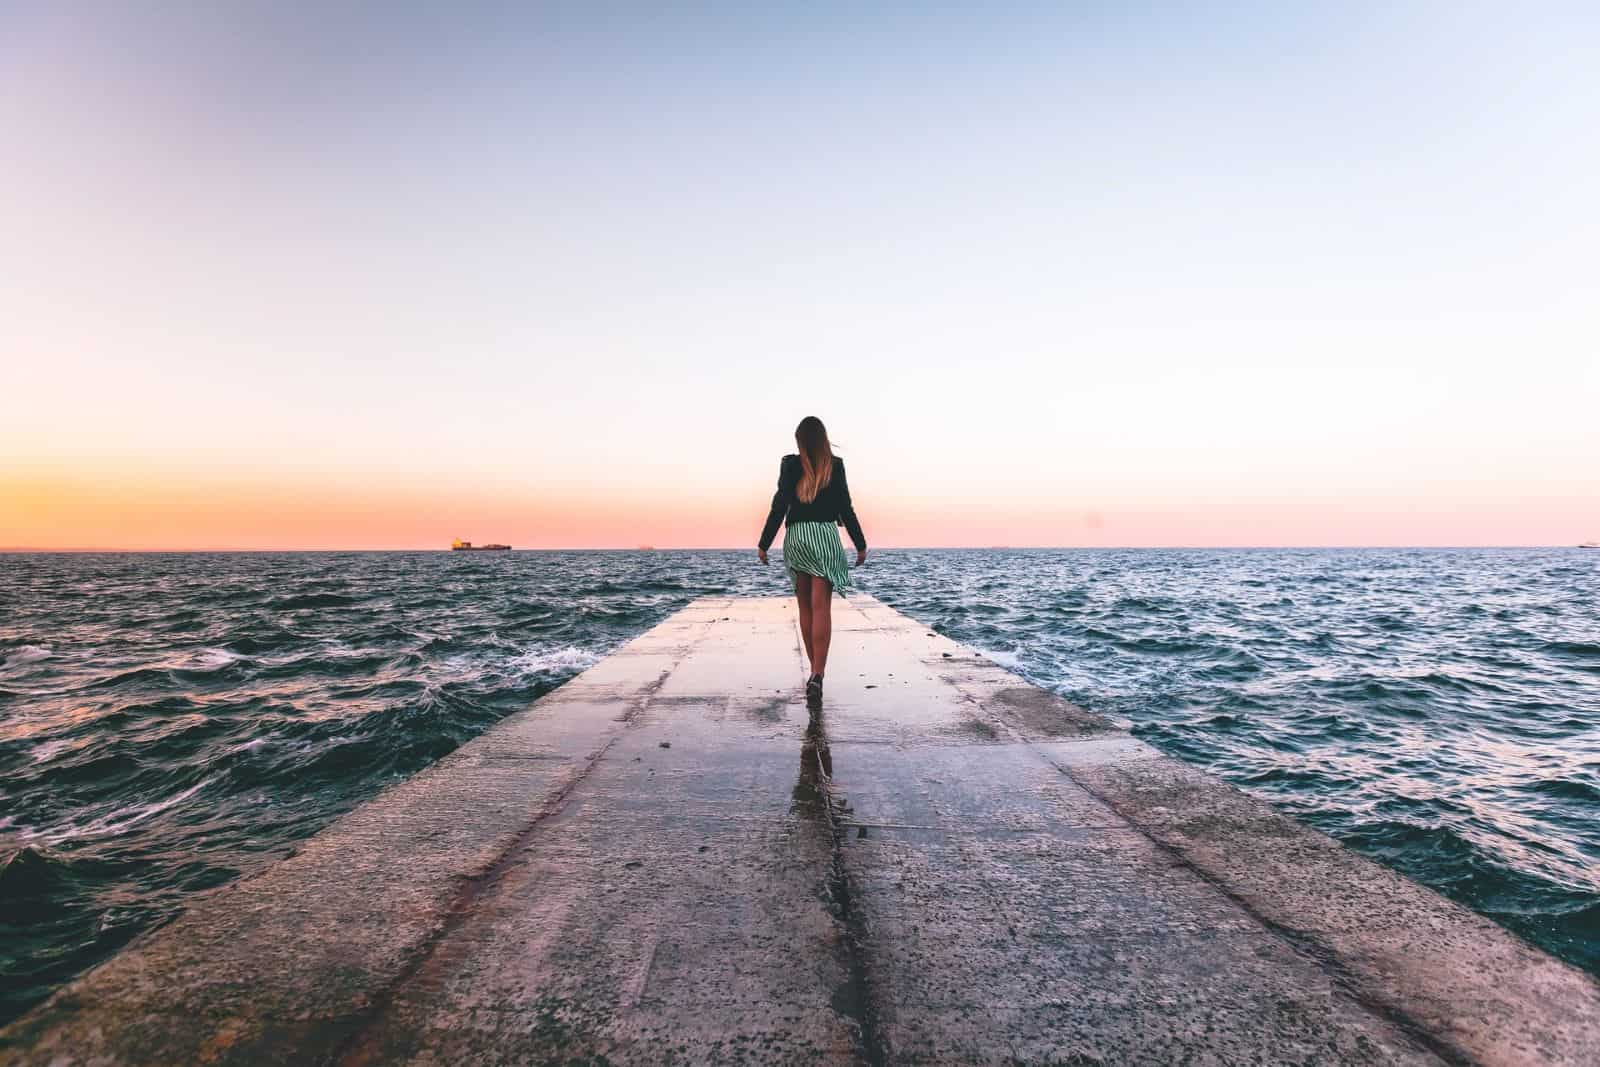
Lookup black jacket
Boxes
[758,454,867,553]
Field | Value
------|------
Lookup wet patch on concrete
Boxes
[953,716,1001,741]
[986,686,1113,738]
[745,696,789,723]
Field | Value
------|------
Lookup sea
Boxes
[1,548,1596,1025]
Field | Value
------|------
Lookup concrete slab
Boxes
[2,595,1596,1066]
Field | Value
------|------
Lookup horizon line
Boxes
[1,544,1589,554]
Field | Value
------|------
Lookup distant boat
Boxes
[637,544,656,551]
[451,539,511,551]
[1581,542,1599,549]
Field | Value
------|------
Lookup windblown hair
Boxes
[794,416,834,504]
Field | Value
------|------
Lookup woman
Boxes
[757,416,868,701]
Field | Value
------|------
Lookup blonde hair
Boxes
[794,416,834,503]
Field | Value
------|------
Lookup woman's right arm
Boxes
[757,459,793,558]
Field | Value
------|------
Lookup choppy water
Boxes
[1,548,1596,1023]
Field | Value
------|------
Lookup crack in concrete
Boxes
[793,603,889,1066]
[326,618,719,1067]
[914,660,1467,1065]
[1023,746,1471,1067]
[810,723,889,1067]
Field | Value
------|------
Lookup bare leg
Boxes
[794,572,815,670]
[809,575,833,678]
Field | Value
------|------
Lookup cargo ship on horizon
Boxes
[451,539,511,551]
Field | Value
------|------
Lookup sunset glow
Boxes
[4,4,1597,550]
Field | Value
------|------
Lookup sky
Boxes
[3,2,1598,549]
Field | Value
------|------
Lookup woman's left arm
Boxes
[836,462,868,564]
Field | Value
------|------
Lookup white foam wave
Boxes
[507,644,599,677]
[321,642,379,659]
[7,644,53,665]
[188,647,242,670]
[44,778,212,843]
[980,648,1023,670]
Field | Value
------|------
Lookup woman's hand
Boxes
[758,548,768,565]
[855,549,867,567]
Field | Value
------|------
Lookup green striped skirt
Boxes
[782,521,851,595]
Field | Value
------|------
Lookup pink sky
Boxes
[3,6,1598,549]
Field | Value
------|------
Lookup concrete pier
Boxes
[3,595,1597,1065]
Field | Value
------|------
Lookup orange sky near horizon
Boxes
[5,466,1595,551]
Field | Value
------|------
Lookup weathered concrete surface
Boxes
[2,595,1597,1065]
